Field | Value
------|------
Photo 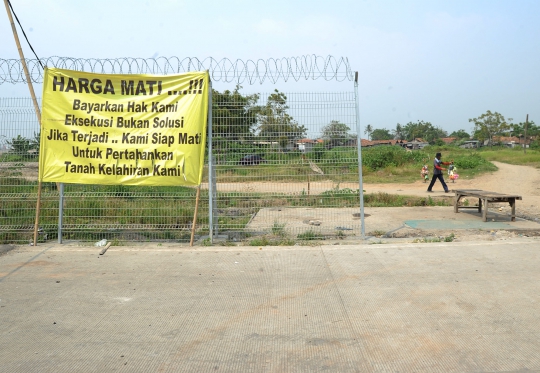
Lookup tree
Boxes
[364,124,373,140]
[212,85,259,143]
[255,90,307,146]
[321,120,351,147]
[370,128,393,140]
[509,120,539,138]
[6,132,40,159]
[401,120,447,143]
[469,110,509,146]
[392,123,404,140]
[449,129,470,139]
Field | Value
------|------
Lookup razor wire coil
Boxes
[0,55,353,85]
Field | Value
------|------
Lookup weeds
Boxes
[248,236,295,246]
[444,233,455,242]
[413,233,455,243]
[368,230,386,237]
[271,221,287,237]
[297,230,325,241]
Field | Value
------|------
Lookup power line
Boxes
[6,0,44,69]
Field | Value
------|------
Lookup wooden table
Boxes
[453,189,522,222]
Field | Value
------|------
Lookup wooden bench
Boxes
[453,189,522,222]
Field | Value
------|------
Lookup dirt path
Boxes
[215,162,540,221]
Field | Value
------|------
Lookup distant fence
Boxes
[0,56,363,245]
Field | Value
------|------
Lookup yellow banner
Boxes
[39,68,208,186]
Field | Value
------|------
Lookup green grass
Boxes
[478,147,540,167]
[248,235,296,246]
[297,230,325,241]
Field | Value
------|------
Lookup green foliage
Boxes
[212,85,259,143]
[453,153,490,169]
[256,90,306,142]
[248,235,295,246]
[271,221,287,236]
[311,143,326,161]
[297,230,325,240]
[469,110,509,145]
[393,123,405,140]
[321,120,351,146]
[364,124,373,140]
[5,132,40,160]
[370,128,393,140]
[449,129,471,139]
[508,120,539,137]
[361,146,423,170]
[401,120,447,143]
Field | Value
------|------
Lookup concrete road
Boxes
[1,241,539,372]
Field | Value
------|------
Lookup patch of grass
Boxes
[247,235,295,246]
[412,236,442,243]
[297,230,325,241]
[363,192,452,207]
[478,147,540,168]
[444,233,455,242]
[271,221,287,236]
[368,230,386,237]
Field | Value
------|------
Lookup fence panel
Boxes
[0,91,361,244]
[211,91,361,241]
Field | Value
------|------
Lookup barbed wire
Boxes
[0,55,353,85]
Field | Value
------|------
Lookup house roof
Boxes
[440,137,457,144]
[493,136,532,144]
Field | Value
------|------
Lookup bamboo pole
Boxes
[3,0,43,246]
[189,186,201,247]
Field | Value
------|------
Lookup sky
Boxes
[1,0,539,136]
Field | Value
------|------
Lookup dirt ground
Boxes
[216,162,540,220]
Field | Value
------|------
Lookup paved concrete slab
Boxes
[248,206,540,238]
[1,241,540,372]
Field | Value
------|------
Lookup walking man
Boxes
[427,152,452,193]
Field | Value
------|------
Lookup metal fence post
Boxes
[207,77,214,243]
[58,183,64,243]
[354,72,366,239]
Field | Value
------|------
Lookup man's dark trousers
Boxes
[427,174,449,192]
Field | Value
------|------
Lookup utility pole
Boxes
[524,114,528,155]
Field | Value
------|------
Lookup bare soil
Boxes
[215,161,540,222]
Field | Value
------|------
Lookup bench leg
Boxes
[510,198,516,221]
[482,198,488,222]
[478,198,482,214]
[454,195,461,213]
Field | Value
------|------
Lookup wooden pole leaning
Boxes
[190,185,201,247]
[3,0,44,246]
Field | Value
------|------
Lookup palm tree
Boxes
[393,123,404,140]
[364,124,373,140]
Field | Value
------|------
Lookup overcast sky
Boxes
[1,0,539,135]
